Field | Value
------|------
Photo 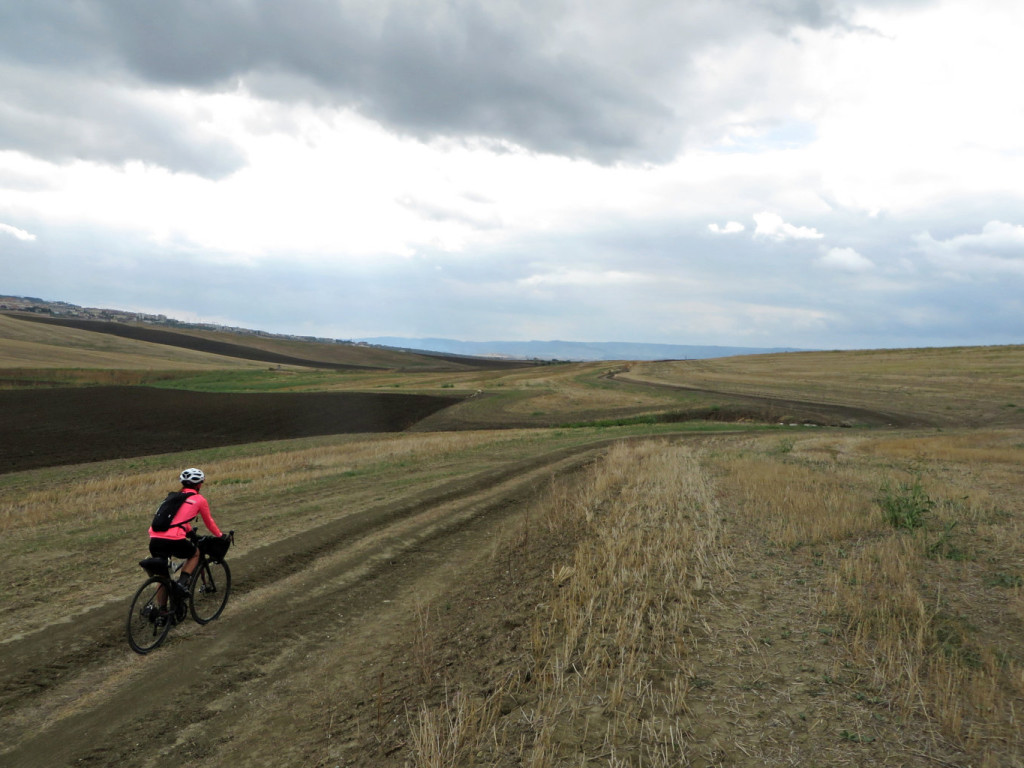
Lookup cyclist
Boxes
[149,468,227,597]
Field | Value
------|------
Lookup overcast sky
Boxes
[2,0,1022,349]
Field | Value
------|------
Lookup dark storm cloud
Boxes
[0,0,934,173]
[0,65,246,178]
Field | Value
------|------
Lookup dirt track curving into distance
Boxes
[0,435,657,767]
[609,371,934,428]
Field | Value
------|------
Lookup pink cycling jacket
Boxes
[149,489,223,540]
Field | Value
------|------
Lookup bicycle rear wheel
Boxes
[127,576,174,654]
[190,560,231,624]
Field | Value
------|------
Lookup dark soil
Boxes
[1,387,464,473]
[379,347,546,370]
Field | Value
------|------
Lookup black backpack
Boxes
[151,491,193,532]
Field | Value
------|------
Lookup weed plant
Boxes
[876,476,935,530]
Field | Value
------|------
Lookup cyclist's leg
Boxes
[151,536,198,591]
[180,550,200,582]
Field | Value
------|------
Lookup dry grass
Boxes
[0,313,487,372]
[625,347,1024,427]
[860,431,1024,465]
[0,314,268,370]
[828,434,1024,756]
[0,431,516,534]
[726,431,1024,762]
[405,430,1024,766]
[723,452,878,547]
[407,440,731,766]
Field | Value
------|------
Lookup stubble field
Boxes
[1,316,1022,767]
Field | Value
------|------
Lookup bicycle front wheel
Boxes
[127,576,173,654]
[190,560,231,624]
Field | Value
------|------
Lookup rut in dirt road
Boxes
[0,437,652,767]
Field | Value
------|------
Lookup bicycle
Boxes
[126,531,234,654]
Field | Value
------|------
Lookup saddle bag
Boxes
[139,557,170,578]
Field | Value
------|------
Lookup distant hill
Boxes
[0,295,801,365]
[0,296,537,371]
[358,337,804,362]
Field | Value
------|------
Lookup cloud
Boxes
[0,65,247,178]
[753,212,824,241]
[0,0,891,170]
[708,221,746,235]
[519,268,649,289]
[2,0,1023,353]
[917,221,1024,258]
[915,221,1024,277]
[818,246,873,271]
[0,222,36,241]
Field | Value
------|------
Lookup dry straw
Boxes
[409,440,729,766]
[409,431,1024,766]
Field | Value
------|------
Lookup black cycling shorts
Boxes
[149,537,197,560]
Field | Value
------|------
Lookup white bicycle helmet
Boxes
[179,467,206,485]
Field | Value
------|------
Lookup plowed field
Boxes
[1,387,463,473]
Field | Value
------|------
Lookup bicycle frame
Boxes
[128,531,234,653]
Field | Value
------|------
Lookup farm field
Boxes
[3,312,522,372]
[1,317,1023,767]
[621,347,1024,429]
[0,386,464,473]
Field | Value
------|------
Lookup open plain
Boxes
[1,313,1023,767]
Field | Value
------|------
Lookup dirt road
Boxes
[610,371,934,428]
[0,439,617,767]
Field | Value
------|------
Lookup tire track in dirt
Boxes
[0,435,674,767]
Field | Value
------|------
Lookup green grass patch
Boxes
[984,572,1023,589]
[876,476,935,530]
[559,411,783,430]
[562,414,661,428]
[146,369,347,392]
